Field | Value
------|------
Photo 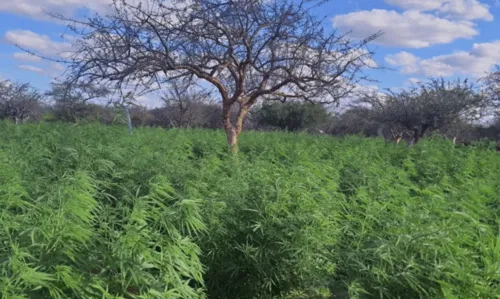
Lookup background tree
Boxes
[46,82,110,123]
[161,81,214,128]
[0,81,44,124]
[325,106,381,137]
[55,0,379,150]
[358,78,487,144]
[130,106,154,127]
[483,65,500,117]
[254,101,329,132]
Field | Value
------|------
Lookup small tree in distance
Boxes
[0,81,44,124]
[46,81,110,123]
[483,65,500,117]
[255,101,329,132]
[358,78,488,144]
[48,0,379,151]
[161,80,214,128]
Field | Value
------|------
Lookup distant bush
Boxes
[253,102,329,132]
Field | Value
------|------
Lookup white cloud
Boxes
[13,52,42,62]
[46,63,67,78]
[18,65,44,73]
[350,49,378,68]
[4,30,72,57]
[136,94,163,108]
[332,9,478,48]
[352,84,380,94]
[385,51,421,74]
[330,48,378,68]
[385,0,493,21]
[50,63,65,72]
[386,41,500,78]
[0,0,111,20]
[440,0,493,21]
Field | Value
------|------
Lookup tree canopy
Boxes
[0,81,43,124]
[53,0,379,149]
[357,78,488,143]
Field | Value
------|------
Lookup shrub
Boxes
[254,102,329,132]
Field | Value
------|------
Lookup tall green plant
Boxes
[1,123,499,298]
[0,123,206,298]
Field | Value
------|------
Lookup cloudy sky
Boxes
[0,0,499,106]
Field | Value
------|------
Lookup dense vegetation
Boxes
[0,123,499,298]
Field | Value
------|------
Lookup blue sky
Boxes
[0,0,499,106]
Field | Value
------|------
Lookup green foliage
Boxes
[0,123,205,298]
[0,122,499,298]
[254,102,329,131]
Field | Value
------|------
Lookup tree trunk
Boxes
[413,131,420,144]
[178,104,185,128]
[223,103,250,153]
[123,106,133,135]
[227,127,239,150]
[412,128,420,144]
[223,104,237,151]
[377,126,384,138]
[411,125,430,144]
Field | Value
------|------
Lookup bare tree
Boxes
[46,81,110,123]
[483,66,500,142]
[358,78,488,144]
[0,81,44,124]
[162,80,213,128]
[483,65,500,117]
[325,106,382,138]
[49,0,378,150]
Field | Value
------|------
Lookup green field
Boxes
[0,123,499,298]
